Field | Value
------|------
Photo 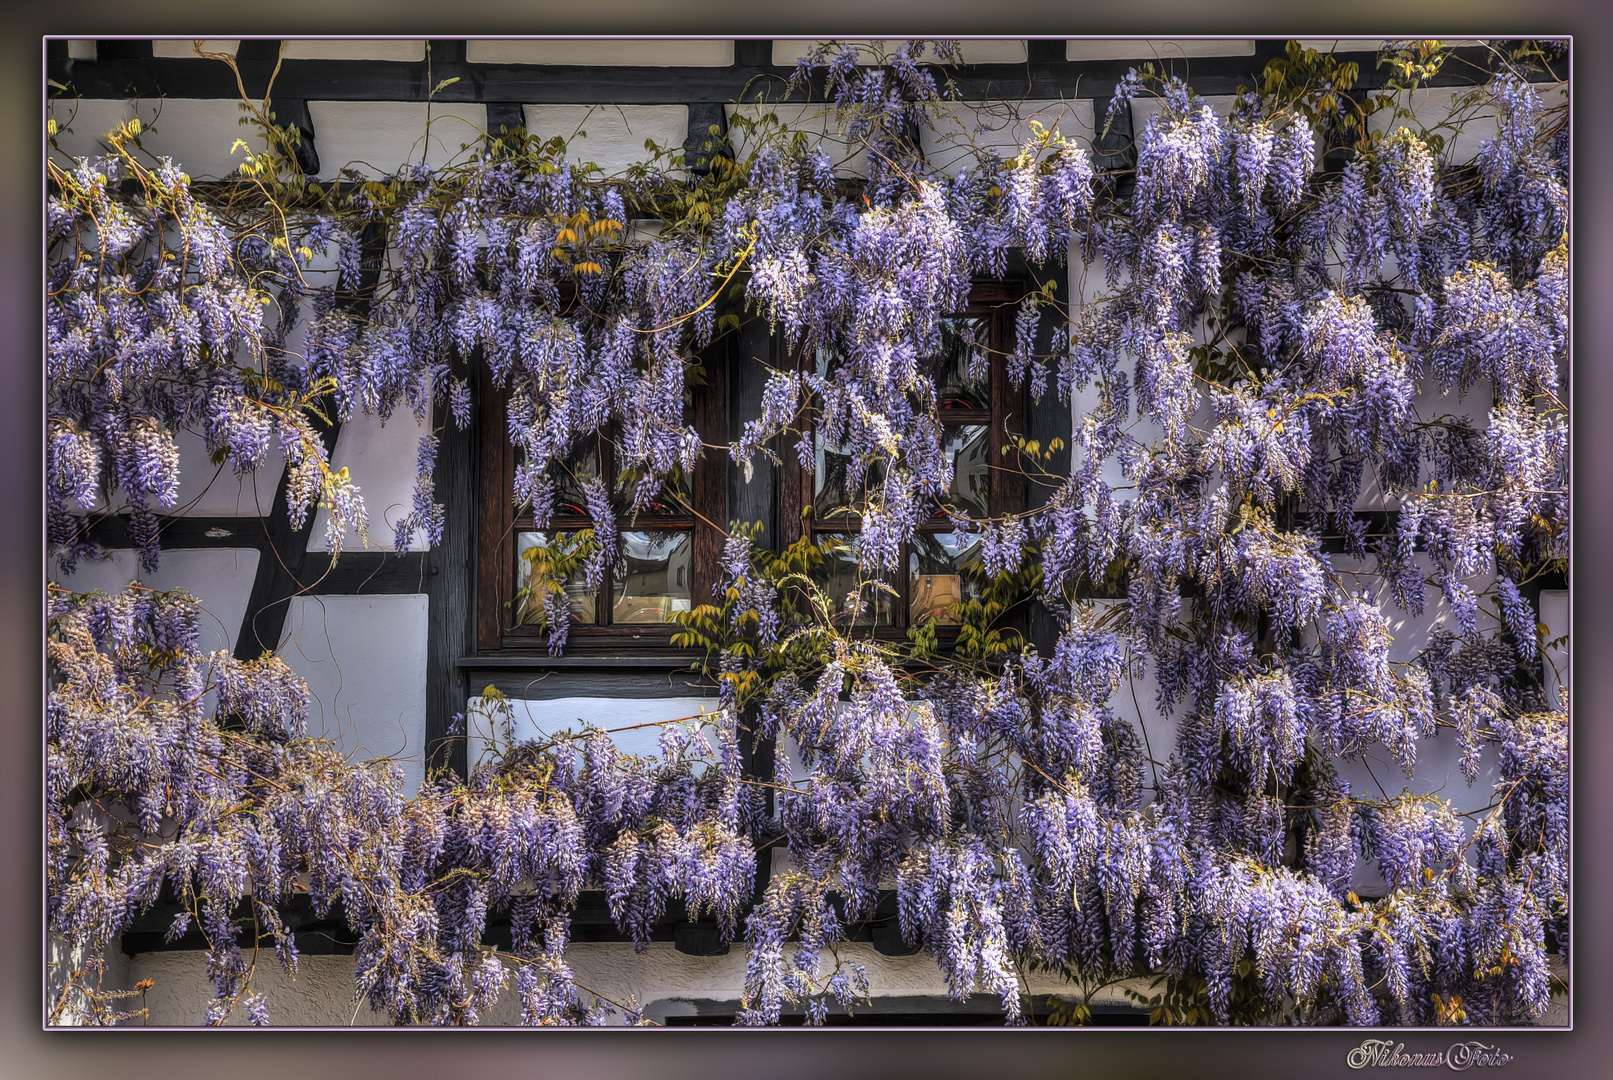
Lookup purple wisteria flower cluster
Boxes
[46,128,365,572]
[47,41,1567,1027]
[48,586,758,1026]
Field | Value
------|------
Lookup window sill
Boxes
[455,652,708,669]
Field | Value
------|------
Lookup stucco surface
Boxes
[306,101,487,180]
[306,403,434,553]
[522,104,690,176]
[278,594,430,797]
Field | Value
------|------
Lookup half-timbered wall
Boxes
[45,36,1569,1025]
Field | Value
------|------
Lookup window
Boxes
[476,357,727,653]
[476,282,1024,653]
[779,281,1026,632]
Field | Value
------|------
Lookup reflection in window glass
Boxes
[516,531,597,622]
[612,530,693,624]
[909,531,984,625]
[813,433,887,521]
[821,534,897,627]
[925,316,991,410]
[941,424,990,519]
[548,441,600,517]
[616,464,690,518]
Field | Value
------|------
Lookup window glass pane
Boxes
[612,529,693,624]
[516,530,597,623]
[615,462,691,518]
[941,423,991,519]
[812,432,891,522]
[909,531,985,626]
[551,442,600,517]
[925,316,991,410]
[820,534,898,628]
[813,433,858,521]
[814,345,846,380]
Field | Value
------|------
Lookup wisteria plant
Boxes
[46,39,1568,1026]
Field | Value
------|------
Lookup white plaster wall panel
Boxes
[150,40,240,59]
[127,951,396,1026]
[121,938,1565,1024]
[628,218,668,244]
[921,98,1095,176]
[66,40,97,61]
[278,594,429,797]
[306,101,487,180]
[1334,724,1503,898]
[72,426,286,519]
[281,40,426,62]
[124,939,1143,1025]
[1066,290,1219,506]
[265,237,342,374]
[47,936,132,1026]
[522,104,690,177]
[49,547,260,657]
[1368,80,1563,168]
[1294,39,1486,54]
[48,98,133,163]
[568,941,1085,1015]
[168,429,286,517]
[1264,69,1565,176]
[1067,247,1111,311]
[725,102,863,177]
[1129,92,1240,129]
[306,402,433,552]
[1330,554,1497,666]
[1294,39,1394,54]
[1087,599,1181,793]
[1326,551,1501,853]
[469,39,734,67]
[772,39,1027,67]
[48,97,272,179]
[120,98,269,180]
[1539,589,1568,709]
[1330,722,1502,818]
[1067,39,1256,61]
[466,695,723,772]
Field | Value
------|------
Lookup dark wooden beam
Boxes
[47,41,1536,106]
[691,335,729,608]
[295,550,429,593]
[424,380,478,780]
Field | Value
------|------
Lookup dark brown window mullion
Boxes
[894,537,911,630]
[689,343,728,610]
[777,338,810,552]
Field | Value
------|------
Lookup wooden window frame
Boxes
[476,357,727,654]
[778,280,1027,635]
[476,281,1026,655]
